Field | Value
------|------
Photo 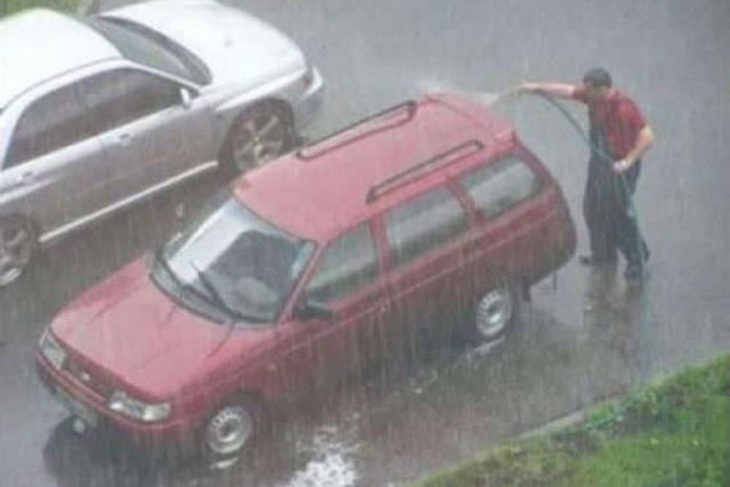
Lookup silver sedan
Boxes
[0,0,324,286]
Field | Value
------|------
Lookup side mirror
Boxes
[295,300,334,321]
[180,88,193,110]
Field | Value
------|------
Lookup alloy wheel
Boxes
[231,111,288,173]
[0,223,33,287]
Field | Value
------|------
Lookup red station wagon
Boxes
[36,93,576,460]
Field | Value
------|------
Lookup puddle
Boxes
[279,425,360,487]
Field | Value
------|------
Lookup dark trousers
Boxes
[582,133,649,270]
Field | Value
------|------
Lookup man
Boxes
[516,68,655,282]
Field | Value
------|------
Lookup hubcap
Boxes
[0,224,32,287]
[232,112,287,172]
[206,405,253,456]
[476,287,513,340]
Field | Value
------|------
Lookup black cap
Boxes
[582,67,612,88]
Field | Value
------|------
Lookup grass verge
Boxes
[1,0,78,15]
[418,354,730,487]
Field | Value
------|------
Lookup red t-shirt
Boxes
[572,87,647,159]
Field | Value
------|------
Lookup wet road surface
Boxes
[2,0,730,485]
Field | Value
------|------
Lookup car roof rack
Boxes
[366,139,484,204]
[295,100,417,160]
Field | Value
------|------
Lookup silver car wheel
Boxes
[205,405,253,457]
[475,287,514,340]
[231,111,288,173]
[0,223,33,287]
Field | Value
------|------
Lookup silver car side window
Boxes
[81,69,181,135]
[84,17,210,85]
[5,84,90,167]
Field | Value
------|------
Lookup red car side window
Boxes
[460,155,542,220]
[305,223,379,303]
[385,187,468,268]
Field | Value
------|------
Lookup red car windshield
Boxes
[158,194,314,324]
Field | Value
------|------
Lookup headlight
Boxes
[39,329,67,370]
[108,391,171,422]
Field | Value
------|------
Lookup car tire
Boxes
[221,103,294,176]
[0,217,37,287]
[471,282,520,343]
[202,395,264,463]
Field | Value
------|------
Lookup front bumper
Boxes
[292,66,325,129]
[35,352,197,445]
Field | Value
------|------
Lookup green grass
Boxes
[421,442,574,487]
[569,396,730,486]
[1,0,78,15]
[418,354,730,487]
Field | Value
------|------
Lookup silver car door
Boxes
[1,82,108,240]
[80,69,215,205]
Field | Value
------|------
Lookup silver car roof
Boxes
[0,9,120,109]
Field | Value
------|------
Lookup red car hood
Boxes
[50,259,271,400]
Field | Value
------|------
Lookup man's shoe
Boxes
[579,254,617,266]
[579,254,593,265]
[624,264,648,285]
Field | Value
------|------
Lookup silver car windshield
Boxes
[84,17,210,85]
[160,195,314,324]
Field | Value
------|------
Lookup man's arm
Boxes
[515,82,578,99]
[614,125,655,173]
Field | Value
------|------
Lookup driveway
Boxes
[1,1,729,485]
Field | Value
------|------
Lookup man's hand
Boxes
[504,82,542,101]
[614,126,654,174]
[513,82,540,94]
[613,158,632,174]
[510,82,576,99]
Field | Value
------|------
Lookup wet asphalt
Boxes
[1,0,730,485]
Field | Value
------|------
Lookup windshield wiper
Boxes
[153,248,227,321]
[189,261,244,356]
[188,261,243,324]
[155,246,187,292]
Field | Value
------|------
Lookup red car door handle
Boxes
[465,239,482,254]
[363,292,382,305]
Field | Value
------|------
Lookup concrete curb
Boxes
[518,391,629,441]
[518,410,587,440]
